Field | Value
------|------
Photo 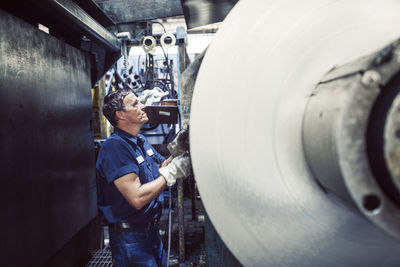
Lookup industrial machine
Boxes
[2,0,400,266]
[190,0,400,266]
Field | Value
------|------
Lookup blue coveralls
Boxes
[96,127,167,267]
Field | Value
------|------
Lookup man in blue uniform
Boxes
[96,89,191,266]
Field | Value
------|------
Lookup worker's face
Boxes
[120,93,148,125]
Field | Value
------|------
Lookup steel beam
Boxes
[45,0,119,52]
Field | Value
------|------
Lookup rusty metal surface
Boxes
[0,10,97,266]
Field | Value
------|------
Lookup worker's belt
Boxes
[108,219,159,230]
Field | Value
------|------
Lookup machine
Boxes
[190,0,400,266]
[2,0,400,266]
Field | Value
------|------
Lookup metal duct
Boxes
[181,0,238,29]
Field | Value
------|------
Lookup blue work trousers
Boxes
[109,226,167,267]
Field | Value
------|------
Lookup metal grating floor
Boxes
[86,245,113,267]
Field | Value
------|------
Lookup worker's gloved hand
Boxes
[167,127,190,157]
[159,152,191,186]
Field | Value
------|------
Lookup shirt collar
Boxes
[115,127,139,145]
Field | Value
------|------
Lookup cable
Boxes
[160,45,176,98]
[152,21,167,33]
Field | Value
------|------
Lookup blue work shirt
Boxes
[96,128,165,224]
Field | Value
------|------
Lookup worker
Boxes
[96,88,191,266]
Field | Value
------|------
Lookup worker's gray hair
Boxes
[102,88,133,127]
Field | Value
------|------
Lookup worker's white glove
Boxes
[159,152,191,186]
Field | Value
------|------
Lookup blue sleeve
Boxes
[100,140,139,184]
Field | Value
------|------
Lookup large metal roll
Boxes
[190,0,400,266]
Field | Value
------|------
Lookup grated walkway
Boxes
[86,246,113,267]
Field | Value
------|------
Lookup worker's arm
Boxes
[114,173,166,210]
[114,153,191,210]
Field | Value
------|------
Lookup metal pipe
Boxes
[177,178,185,265]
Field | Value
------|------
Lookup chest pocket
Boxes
[137,145,160,183]
[137,152,160,183]
[120,136,157,183]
